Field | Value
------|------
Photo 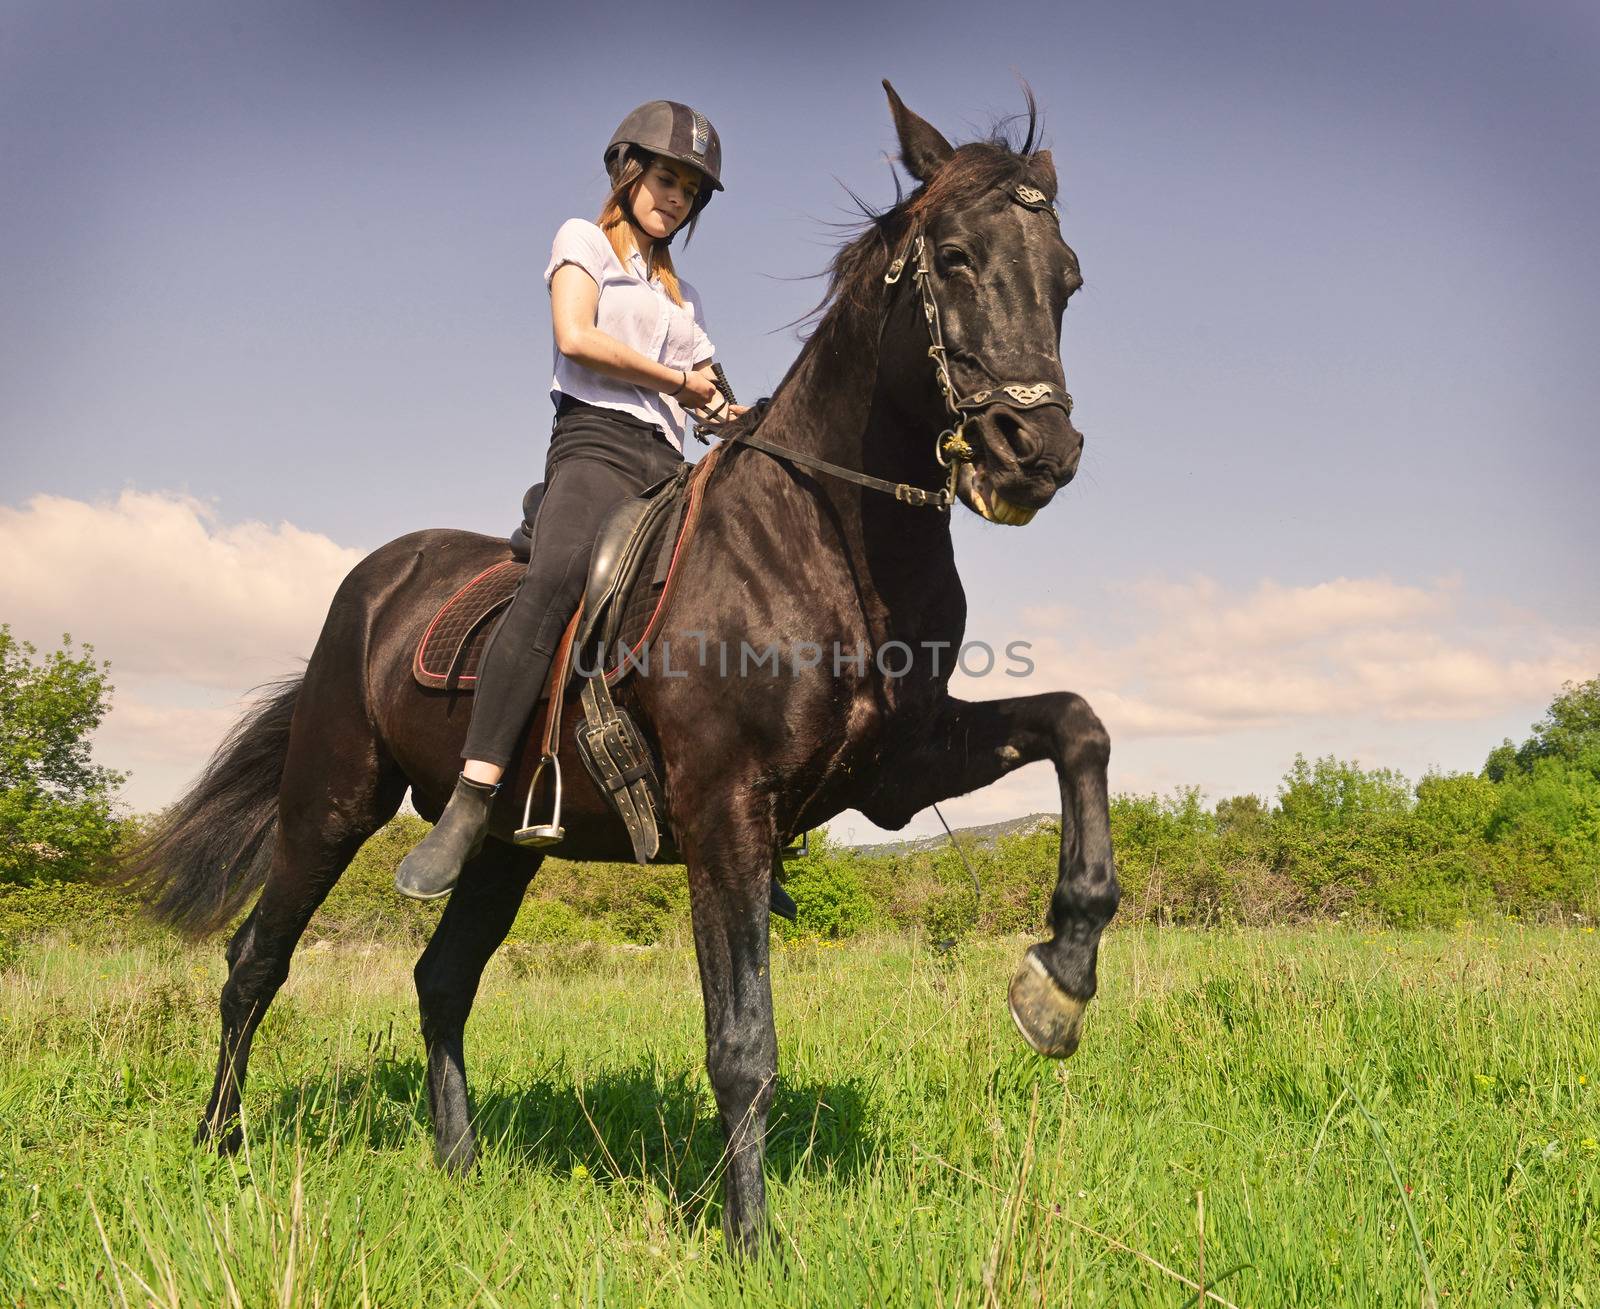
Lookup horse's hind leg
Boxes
[197,724,405,1151]
[413,842,538,1174]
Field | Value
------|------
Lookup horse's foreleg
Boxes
[860,691,1117,1057]
[413,843,537,1174]
[679,804,779,1257]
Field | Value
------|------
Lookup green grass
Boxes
[3,925,1597,1306]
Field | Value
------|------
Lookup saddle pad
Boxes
[413,560,523,689]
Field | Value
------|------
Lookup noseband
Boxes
[717,183,1070,512]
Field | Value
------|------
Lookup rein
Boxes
[713,183,1071,512]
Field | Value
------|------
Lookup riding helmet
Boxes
[605,100,724,216]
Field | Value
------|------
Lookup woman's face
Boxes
[629,156,703,242]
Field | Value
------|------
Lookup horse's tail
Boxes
[120,676,303,938]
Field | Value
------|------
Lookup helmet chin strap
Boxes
[657,205,696,247]
[623,204,685,255]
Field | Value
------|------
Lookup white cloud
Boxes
[840,573,1594,843]
[0,490,362,687]
[5,494,1594,827]
[96,695,241,767]
[1,490,364,808]
[958,573,1596,740]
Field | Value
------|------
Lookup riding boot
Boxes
[394,774,499,901]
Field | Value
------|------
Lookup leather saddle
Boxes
[412,445,727,863]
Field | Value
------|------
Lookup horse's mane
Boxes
[808,94,1057,331]
[715,94,1058,442]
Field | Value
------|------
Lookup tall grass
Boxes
[3,925,1596,1306]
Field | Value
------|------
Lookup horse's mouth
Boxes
[957,464,1039,526]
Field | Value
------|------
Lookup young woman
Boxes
[396,100,739,901]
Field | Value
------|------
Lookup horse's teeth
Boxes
[988,494,1036,527]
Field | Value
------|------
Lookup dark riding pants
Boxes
[461,400,684,768]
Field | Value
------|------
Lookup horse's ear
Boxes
[1029,149,1058,197]
[882,80,954,184]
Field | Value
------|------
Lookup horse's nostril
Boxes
[992,411,1038,464]
[1061,440,1082,484]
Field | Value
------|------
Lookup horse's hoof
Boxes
[721,1217,770,1263]
[1008,948,1087,1058]
[195,1118,243,1155]
[434,1136,476,1178]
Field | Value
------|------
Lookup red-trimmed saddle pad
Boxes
[413,560,523,689]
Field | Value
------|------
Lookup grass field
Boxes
[3,924,1596,1307]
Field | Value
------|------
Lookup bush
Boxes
[4,676,1597,947]
[776,832,880,940]
[506,899,616,945]
[0,879,160,956]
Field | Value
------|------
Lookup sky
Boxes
[2,0,1597,844]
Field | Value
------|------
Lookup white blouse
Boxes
[543,217,716,451]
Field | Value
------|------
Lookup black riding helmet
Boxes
[604,100,723,223]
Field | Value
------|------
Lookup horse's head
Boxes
[879,83,1084,526]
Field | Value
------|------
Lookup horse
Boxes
[124,81,1118,1254]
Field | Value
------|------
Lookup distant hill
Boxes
[849,812,1058,857]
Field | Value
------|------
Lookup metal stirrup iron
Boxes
[515,749,565,846]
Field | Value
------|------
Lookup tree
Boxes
[1214,793,1267,836]
[0,626,127,885]
[1484,677,1600,781]
[1413,770,1497,843]
[1275,753,1412,830]
[1474,680,1600,902]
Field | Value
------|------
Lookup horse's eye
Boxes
[938,245,972,271]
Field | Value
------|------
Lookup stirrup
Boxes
[514,750,565,846]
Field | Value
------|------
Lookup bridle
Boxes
[716,183,1072,511]
[882,184,1075,505]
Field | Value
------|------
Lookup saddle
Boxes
[412,443,729,861]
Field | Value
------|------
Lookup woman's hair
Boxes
[597,147,700,307]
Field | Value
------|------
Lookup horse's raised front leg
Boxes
[860,691,1118,1057]
[413,842,538,1174]
[677,798,779,1257]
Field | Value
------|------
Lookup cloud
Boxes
[5,493,1593,825]
[1,490,365,809]
[0,490,363,688]
[95,695,242,768]
[957,573,1596,740]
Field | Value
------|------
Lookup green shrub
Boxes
[5,672,1598,946]
[0,628,127,887]
[922,885,977,944]
[777,835,880,940]
[506,899,615,945]
[0,879,157,951]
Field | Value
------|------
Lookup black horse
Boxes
[126,83,1117,1254]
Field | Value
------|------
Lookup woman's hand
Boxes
[672,370,719,409]
[700,401,748,424]
[689,393,747,428]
